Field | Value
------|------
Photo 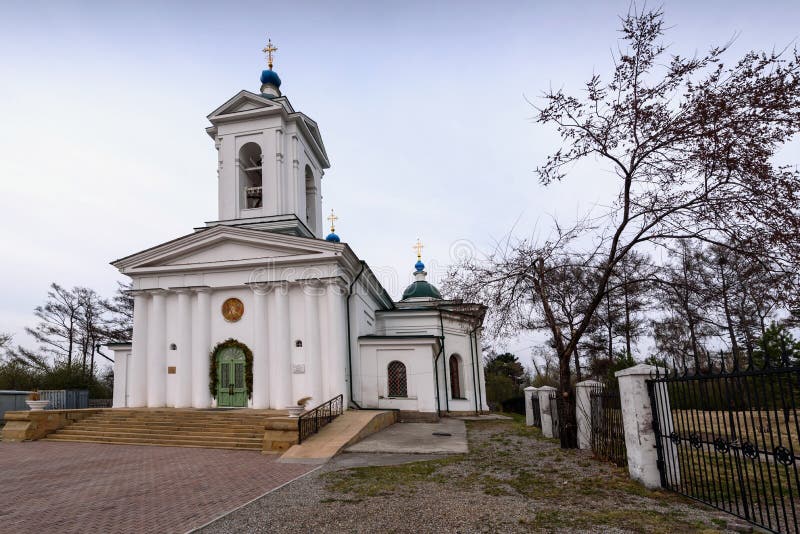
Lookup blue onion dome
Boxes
[325,232,340,243]
[260,69,282,88]
[415,260,425,272]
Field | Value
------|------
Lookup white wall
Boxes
[357,340,439,413]
[364,309,489,414]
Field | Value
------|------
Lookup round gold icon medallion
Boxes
[221,297,244,322]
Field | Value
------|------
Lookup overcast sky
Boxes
[1,0,799,361]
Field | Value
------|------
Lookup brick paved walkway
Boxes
[0,442,316,533]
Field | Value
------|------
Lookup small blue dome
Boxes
[260,69,282,88]
[415,260,425,272]
[325,232,340,243]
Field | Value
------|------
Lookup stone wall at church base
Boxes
[1,409,106,441]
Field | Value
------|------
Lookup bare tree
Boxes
[24,283,81,369]
[102,281,133,342]
[0,333,11,351]
[448,8,800,447]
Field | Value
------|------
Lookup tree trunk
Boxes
[623,271,632,358]
[719,260,740,361]
[531,258,578,448]
[558,347,578,448]
[606,292,614,360]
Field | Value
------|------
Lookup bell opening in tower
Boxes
[239,142,263,209]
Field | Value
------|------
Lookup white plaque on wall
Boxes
[292,364,306,374]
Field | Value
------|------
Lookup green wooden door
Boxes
[216,347,247,407]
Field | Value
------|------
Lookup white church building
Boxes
[107,43,489,420]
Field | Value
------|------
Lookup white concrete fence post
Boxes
[615,364,679,489]
[537,386,556,438]
[575,380,601,450]
[524,386,539,426]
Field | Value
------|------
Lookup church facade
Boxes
[107,46,489,419]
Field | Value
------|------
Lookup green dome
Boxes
[402,280,442,300]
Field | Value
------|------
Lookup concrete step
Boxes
[41,435,262,450]
[264,418,299,431]
[72,426,266,432]
[54,428,264,441]
[87,415,270,423]
[72,421,265,432]
[38,409,298,453]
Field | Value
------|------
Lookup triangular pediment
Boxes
[159,240,300,266]
[112,226,339,273]
[207,91,283,122]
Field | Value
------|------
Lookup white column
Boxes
[129,292,149,407]
[326,281,348,405]
[192,288,212,408]
[616,364,678,489]
[524,386,539,426]
[575,380,601,450]
[175,289,193,408]
[538,386,556,438]
[475,329,489,411]
[146,290,167,407]
[112,349,130,408]
[276,283,293,408]
[303,282,323,407]
[268,283,292,408]
[251,287,269,409]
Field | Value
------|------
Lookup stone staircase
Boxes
[41,409,287,451]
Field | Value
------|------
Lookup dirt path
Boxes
[201,418,750,533]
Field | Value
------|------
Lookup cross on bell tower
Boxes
[262,38,278,70]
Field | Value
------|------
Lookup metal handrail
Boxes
[298,394,343,444]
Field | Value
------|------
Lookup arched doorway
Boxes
[214,344,249,407]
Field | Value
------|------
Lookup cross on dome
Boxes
[325,209,341,243]
[327,209,338,233]
[413,238,425,272]
[262,38,278,70]
[413,238,424,260]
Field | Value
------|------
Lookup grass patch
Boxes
[321,414,732,532]
[323,455,464,497]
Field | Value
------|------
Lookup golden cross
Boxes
[327,209,338,232]
[262,38,278,69]
[413,238,424,260]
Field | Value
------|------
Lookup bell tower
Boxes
[204,39,330,239]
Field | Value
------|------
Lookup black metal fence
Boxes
[590,385,628,467]
[549,390,560,439]
[531,394,541,428]
[298,394,343,444]
[648,351,800,534]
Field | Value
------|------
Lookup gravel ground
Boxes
[199,419,751,533]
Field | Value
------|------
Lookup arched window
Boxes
[304,165,317,231]
[449,354,462,399]
[387,361,407,397]
[239,142,263,209]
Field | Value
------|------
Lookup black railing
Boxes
[531,395,542,427]
[648,350,800,534]
[549,390,560,439]
[590,386,628,467]
[298,394,343,444]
